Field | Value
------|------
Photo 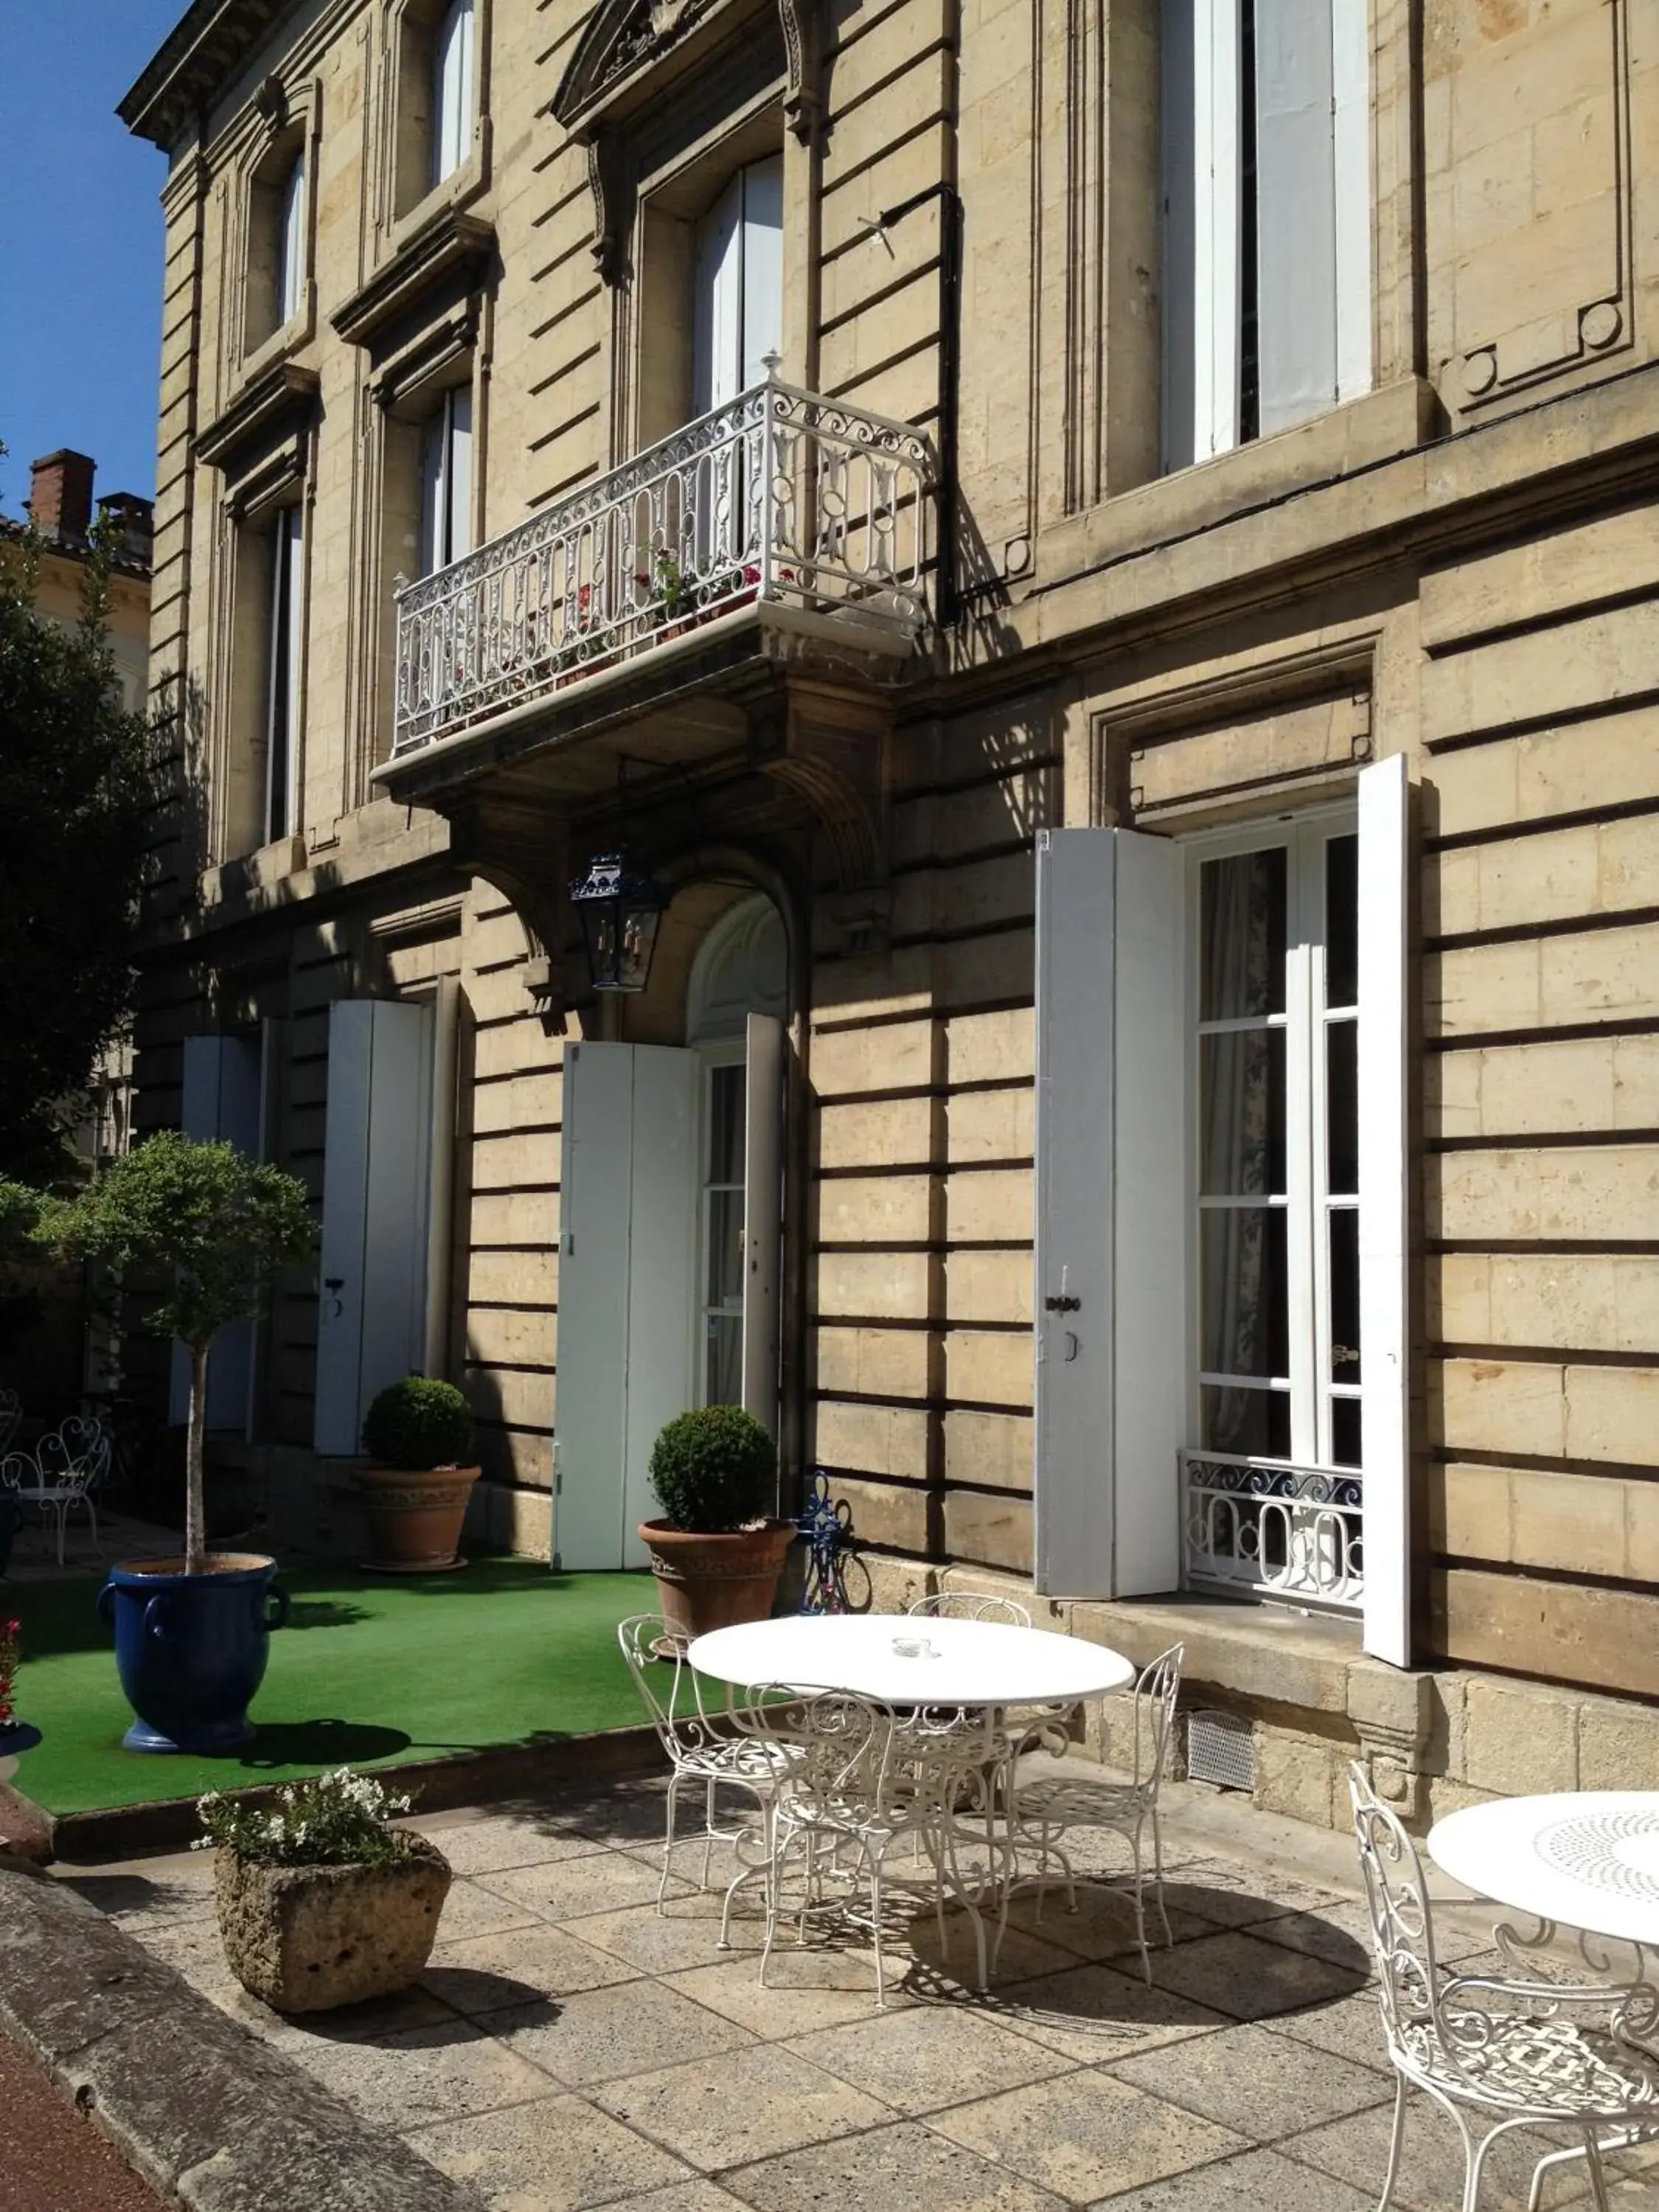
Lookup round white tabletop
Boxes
[688,1613,1136,1708]
[1427,1792,1659,1948]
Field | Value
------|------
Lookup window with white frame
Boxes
[418,384,473,574]
[276,150,307,328]
[1161,0,1371,469]
[1193,819,1359,1470]
[264,506,304,842]
[431,0,476,186]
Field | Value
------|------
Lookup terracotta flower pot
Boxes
[354,1464,481,1573]
[215,1834,451,2013]
[638,1518,797,1644]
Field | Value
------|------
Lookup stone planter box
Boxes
[214,1834,451,2013]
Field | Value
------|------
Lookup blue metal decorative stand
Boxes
[795,1471,851,1613]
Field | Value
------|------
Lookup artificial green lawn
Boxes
[7,1558,655,1816]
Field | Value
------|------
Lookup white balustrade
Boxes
[394,372,933,754]
[1181,1447,1364,1613]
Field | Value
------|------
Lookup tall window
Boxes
[692,156,783,414]
[419,386,473,574]
[1161,0,1369,468]
[431,0,476,186]
[700,1057,746,1405]
[1194,821,1359,1470]
[276,150,307,327]
[264,508,304,842]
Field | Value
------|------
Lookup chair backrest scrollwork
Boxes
[1349,1761,1442,2067]
[1127,1644,1185,1790]
[35,1416,112,1496]
[616,1613,733,1766]
[907,1590,1032,1627]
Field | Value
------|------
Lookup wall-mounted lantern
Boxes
[569,851,668,993]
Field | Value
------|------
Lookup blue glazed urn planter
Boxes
[99,1555,290,1754]
[0,1720,41,1788]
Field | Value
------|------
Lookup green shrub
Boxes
[362,1376,473,1470]
[649,1405,776,1531]
[196,1767,414,1867]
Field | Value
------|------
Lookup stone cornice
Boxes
[331,210,496,349]
[119,0,290,150]
[195,361,320,473]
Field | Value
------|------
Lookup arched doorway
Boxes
[553,892,787,1570]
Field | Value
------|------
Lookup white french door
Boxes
[1191,816,1358,1472]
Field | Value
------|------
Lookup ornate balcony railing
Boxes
[1181,1448,1364,1614]
[393,371,933,754]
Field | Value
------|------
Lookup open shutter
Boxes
[1161,0,1242,466]
[1357,754,1411,1666]
[314,1001,434,1456]
[1330,0,1372,404]
[1255,0,1338,434]
[554,1043,698,1570]
[170,1035,263,1432]
[1034,829,1186,1599]
[741,1013,783,1436]
[692,175,742,414]
[739,156,785,389]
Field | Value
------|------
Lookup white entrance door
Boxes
[314,1000,435,1457]
[555,1042,700,1570]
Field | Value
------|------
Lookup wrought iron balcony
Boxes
[393,372,933,756]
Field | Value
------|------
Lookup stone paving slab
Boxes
[58,1769,1659,2212]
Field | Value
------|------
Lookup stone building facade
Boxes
[122,0,1659,1826]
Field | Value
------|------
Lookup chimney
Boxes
[29,450,96,541]
[97,492,156,569]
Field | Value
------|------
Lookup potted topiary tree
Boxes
[355,1375,479,1573]
[35,1132,316,1753]
[201,1766,451,2014]
[640,1405,795,1644]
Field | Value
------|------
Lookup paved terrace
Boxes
[60,1775,1659,2212]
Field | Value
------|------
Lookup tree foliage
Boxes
[36,1132,315,1352]
[0,520,157,1180]
[36,1134,316,1571]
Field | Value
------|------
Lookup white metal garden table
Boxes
[1429,1793,1659,1955]
[689,1613,1137,1996]
[689,1611,1136,1707]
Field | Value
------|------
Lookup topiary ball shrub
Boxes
[362,1377,473,1471]
[649,1406,776,1531]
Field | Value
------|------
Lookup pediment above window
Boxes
[552,0,819,146]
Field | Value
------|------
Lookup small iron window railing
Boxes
[1180,1447,1363,1613]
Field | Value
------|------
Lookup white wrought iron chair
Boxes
[728,1685,1002,2008]
[1006,1641,1185,1982]
[617,1613,800,1911]
[907,1590,1032,1627]
[1,1414,112,1567]
[1349,1762,1659,2212]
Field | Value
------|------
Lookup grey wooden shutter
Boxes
[1033,828,1186,1599]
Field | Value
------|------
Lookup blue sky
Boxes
[0,2,184,517]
